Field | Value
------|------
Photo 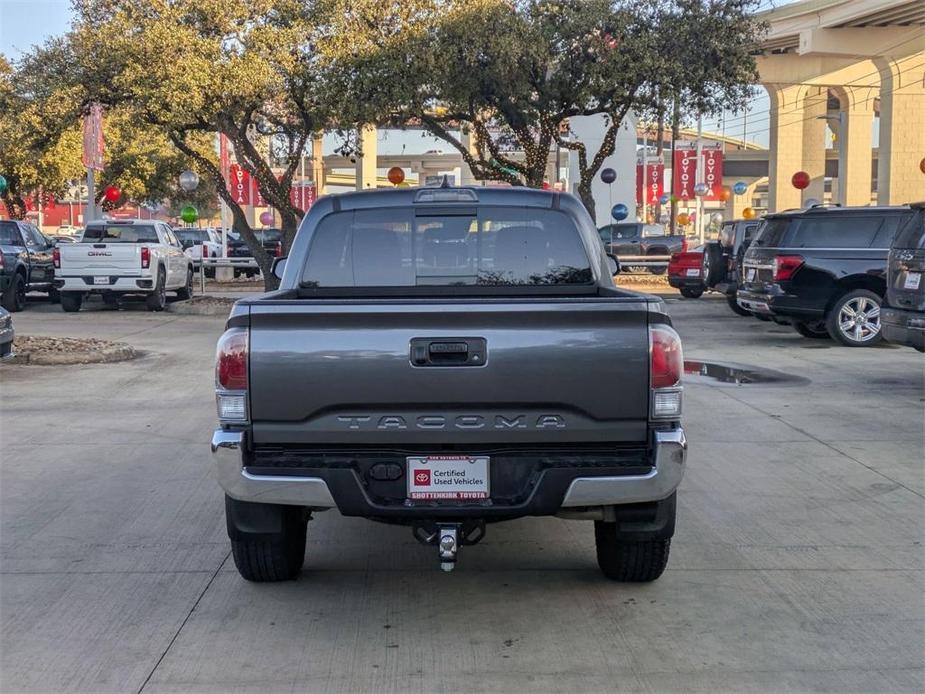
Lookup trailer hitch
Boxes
[412,520,486,572]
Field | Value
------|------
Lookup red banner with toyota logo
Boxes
[636,159,665,205]
[672,143,697,201]
[228,164,251,205]
[701,144,724,201]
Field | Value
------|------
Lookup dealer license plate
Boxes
[903,272,921,290]
[746,267,756,281]
[685,268,700,277]
[93,276,109,285]
[407,455,490,500]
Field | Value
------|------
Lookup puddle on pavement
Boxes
[683,360,810,386]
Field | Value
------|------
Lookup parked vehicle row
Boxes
[0,306,13,360]
[666,204,924,351]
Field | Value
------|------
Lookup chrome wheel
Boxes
[837,296,880,343]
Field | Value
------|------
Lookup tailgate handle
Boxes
[410,338,487,367]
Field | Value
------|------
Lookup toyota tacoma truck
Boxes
[212,185,686,582]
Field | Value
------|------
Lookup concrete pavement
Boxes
[1,293,922,693]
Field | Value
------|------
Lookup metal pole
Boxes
[696,114,704,245]
[641,128,647,223]
[86,169,96,223]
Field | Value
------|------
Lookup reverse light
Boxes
[141,246,151,269]
[649,324,683,419]
[216,394,247,420]
[774,254,803,281]
[53,247,60,269]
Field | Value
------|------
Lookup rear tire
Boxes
[146,269,167,312]
[60,292,82,313]
[702,242,724,287]
[176,267,193,300]
[594,524,671,582]
[825,289,883,347]
[726,293,751,316]
[680,287,703,299]
[1,273,26,312]
[792,319,830,339]
[227,498,308,582]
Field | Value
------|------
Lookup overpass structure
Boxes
[758,0,925,210]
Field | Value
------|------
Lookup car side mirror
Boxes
[271,256,287,280]
[607,254,620,276]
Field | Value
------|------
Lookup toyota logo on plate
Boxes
[413,470,431,485]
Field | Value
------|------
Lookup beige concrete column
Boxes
[801,86,828,204]
[876,55,925,205]
[837,87,875,206]
[311,132,326,195]
[460,126,480,185]
[767,84,805,212]
[355,125,378,191]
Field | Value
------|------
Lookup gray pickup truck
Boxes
[212,185,686,582]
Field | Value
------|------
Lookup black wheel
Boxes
[176,267,193,300]
[146,268,167,312]
[594,525,671,582]
[680,287,704,299]
[227,497,308,582]
[60,292,82,313]
[649,264,667,275]
[1,273,26,312]
[726,292,751,317]
[826,289,883,347]
[792,319,830,339]
[702,242,724,287]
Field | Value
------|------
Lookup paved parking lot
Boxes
[1,293,923,693]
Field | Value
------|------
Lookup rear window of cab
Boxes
[300,206,593,291]
[82,225,160,243]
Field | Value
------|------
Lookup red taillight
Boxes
[216,329,248,390]
[774,254,803,281]
[650,324,683,389]
[53,247,60,269]
[275,241,283,257]
[141,246,151,269]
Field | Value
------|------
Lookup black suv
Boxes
[882,202,925,352]
[737,205,914,347]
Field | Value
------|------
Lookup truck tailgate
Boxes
[59,243,143,274]
[247,298,651,445]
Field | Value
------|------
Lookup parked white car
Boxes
[54,219,193,312]
[176,227,223,275]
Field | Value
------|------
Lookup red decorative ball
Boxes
[387,167,405,186]
[920,157,925,175]
[103,185,121,202]
[791,171,810,190]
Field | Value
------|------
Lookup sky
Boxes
[0,0,802,150]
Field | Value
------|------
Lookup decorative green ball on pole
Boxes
[180,205,199,224]
[0,175,7,195]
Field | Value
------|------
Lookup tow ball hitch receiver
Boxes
[412,520,486,572]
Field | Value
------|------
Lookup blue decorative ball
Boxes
[658,194,670,205]
[611,203,629,221]
[733,181,747,195]
[600,168,617,184]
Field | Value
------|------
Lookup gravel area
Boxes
[9,335,137,365]
[168,296,238,316]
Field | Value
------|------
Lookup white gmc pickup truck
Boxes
[54,219,193,312]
